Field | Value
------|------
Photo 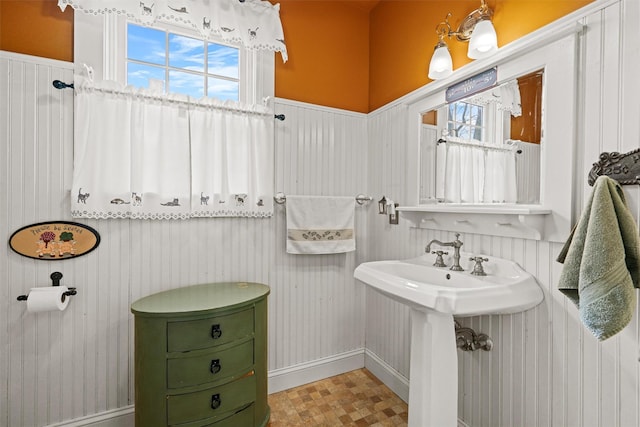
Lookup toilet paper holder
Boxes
[16,272,77,301]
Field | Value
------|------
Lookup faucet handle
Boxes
[469,256,488,276]
[431,250,448,267]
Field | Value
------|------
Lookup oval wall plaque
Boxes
[9,221,100,260]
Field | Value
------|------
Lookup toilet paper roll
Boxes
[26,286,70,313]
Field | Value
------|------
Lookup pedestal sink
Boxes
[354,252,543,427]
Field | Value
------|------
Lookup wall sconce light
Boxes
[428,0,498,80]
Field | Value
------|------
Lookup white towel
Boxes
[286,196,355,254]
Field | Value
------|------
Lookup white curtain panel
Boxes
[71,77,274,219]
[190,99,274,217]
[441,142,517,204]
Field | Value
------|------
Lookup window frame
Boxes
[125,22,242,101]
[74,13,273,106]
[445,100,505,145]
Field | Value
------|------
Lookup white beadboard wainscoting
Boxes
[365,1,640,427]
[0,53,370,426]
[3,1,640,426]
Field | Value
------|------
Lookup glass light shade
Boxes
[428,44,453,80]
[467,19,498,59]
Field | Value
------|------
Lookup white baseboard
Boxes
[45,406,134,427]
[47,351,365,427]
[364,349,410,403]
[267,348,365,394]
[364,349,470,427]
[46,348,471,427]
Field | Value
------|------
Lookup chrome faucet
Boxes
[425,233,464,271]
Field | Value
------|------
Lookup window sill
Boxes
[397,204,551,241]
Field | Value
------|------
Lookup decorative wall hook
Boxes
[52,80,74,90]
[588,148,640,186]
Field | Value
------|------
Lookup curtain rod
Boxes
[52,80,285,120]
[437,138,522,154]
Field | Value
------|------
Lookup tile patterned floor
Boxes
[267,369,408,426]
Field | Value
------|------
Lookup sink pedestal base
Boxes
[408,309,457,427]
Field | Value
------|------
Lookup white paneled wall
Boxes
[270,99,369,370]
[0,52,369,426]
[365,1,640,427]
[4,1,640,426]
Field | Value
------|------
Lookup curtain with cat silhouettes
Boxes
[71,76,274,219]
[58,0,287,62]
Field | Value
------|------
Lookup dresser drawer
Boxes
[206,403,254,427]
[167,339,254,389]
[167,308,254,352]
[167,374,256,426]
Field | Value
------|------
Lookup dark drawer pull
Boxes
[211,393,221,410]
[210,359,222,374]
[211,324,222,339]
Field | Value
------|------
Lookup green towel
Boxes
[557,175,640,341]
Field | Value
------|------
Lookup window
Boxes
[126,23,240,101]
[447,101,485,142]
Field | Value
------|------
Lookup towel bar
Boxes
[273,192,372,205]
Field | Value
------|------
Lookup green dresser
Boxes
[131,282,270,427]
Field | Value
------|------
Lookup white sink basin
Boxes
[354,252,543,316]
[355,251,544,427]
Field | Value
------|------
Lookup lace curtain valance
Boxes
[467,80,522,117]
[57,0,288,62]
[71,76,274,219]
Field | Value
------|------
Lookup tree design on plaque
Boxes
[57,232,77,257]
[37,231,57,257]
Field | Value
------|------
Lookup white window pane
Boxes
[457,127,470,139]
[169,33,205,73]
[128,63,165,90]
[208,43,239,79]
[169,70,204,99]
[208,77,239,101]
[127,24,165,66]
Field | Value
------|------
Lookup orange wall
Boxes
[0,0,592,112]
[368,0,593,111]
[275,1,371,113]
[0,0,73,62]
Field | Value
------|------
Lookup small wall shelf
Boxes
[397,205,551,240]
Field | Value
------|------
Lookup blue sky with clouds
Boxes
[127,24,239,101]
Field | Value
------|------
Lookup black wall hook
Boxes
[52,80,74,90]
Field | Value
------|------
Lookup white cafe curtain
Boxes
[71,76,274,219]
[436,139,517,204]
[57,0,288,62]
